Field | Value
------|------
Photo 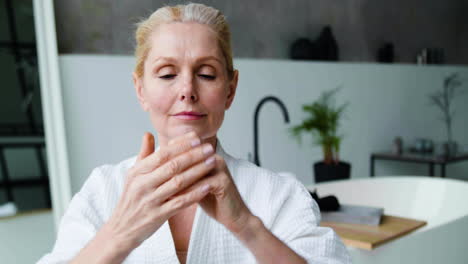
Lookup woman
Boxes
[39,3,350,264]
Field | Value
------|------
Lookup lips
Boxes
[173,111,206,120]
[175,111,205,116]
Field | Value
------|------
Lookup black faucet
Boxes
[253,96,290,166]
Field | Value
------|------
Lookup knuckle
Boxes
[140,196,152,211]
[185,150,196,163]
[150,195,162,207]
[145,194,161,210]
[172,175,184,189]
[131,181,146,198]
[167,160,180,175]
[172,197,185,210]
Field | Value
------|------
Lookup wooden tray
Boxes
[320,215,427,250]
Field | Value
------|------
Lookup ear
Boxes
[133,72,149,112]
[225,70,238,110]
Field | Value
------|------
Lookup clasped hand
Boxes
[105,131,253,249]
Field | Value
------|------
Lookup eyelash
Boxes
[159,74,216,80]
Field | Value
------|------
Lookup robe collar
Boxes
[130,139,232,263]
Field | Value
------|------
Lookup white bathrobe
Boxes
[38,143,350,264]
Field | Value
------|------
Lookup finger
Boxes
[155,153,217,200]
[135,132,201,174]
[181,155,228,197]
[136,132,155,163]
[160,182,212,218]
[146,143,215,188]
[168,131,197,146]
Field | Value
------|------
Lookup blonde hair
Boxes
[134,3,234,79]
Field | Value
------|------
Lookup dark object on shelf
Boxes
[290,38,314,60]
[443,141,458,157]
[393,136,403,154]
[370,151,468,178]
[377,42,394,63]
[410,138,434,154]
[289,26,339,61]
[416,48,444,64]
[252,96,289,166]
[312,26,339,61]
[308,190,341,212]
[314,161,351,183]
[427,48,444,64]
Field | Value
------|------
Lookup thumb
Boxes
[136,132,155,162]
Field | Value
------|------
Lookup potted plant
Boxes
[428,73,465,156]
[291,87,350,183]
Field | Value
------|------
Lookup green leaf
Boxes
[289,86,349,160]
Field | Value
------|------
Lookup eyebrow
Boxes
[152,56,224,66]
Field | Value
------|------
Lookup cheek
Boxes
[143,84,173,113]
[147,93,168,111]
[204,89,228,111]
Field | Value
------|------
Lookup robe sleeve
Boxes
[270,178,351,264]
[37,168,105,264]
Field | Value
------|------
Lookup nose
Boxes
[180,93,197,101]
[179,74,198,102]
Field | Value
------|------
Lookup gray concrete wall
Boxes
[53,0,468,64]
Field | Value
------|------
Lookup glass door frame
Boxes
[33,0,71,230]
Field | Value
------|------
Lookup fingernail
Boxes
[191,138,201,147]
[201,184,210,193]
[203,144,214,155]
[205,156,215,165]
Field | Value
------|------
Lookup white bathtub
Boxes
[307,177,468,264]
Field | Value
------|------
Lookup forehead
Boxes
[146,22,223,64]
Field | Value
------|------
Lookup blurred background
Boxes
[1,0,468,263]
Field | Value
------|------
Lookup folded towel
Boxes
[321,204,384,226]
[0,202,18,218]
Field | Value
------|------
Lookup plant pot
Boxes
[314,161,351,183]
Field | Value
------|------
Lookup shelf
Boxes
[0,178,48,188]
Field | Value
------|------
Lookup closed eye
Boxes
[199,74,216,80]
[159,74,176,80]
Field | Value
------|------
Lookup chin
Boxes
[169,125,216,140]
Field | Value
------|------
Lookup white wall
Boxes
[59,55,468,193]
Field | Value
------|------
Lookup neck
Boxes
[157,134,218,151]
